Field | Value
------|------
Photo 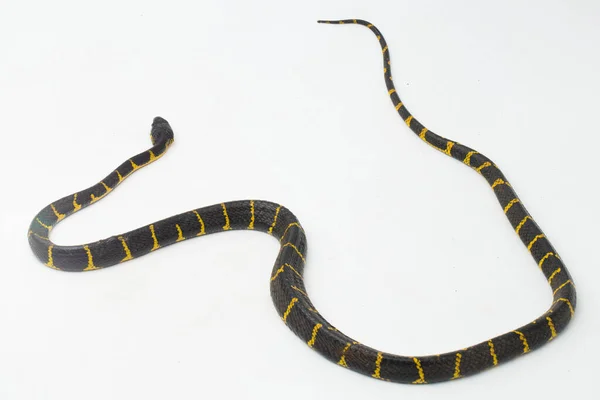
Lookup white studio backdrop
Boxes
[0,1,599,399]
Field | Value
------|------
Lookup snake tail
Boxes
[315,18,575,381]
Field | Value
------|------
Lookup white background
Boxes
[1,0,599,399]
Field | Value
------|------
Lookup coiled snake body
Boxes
[28,20,576,384]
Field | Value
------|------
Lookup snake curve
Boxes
[27,19,576,384]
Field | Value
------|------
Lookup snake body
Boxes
[28,20,575,384]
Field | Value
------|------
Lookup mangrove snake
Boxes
[27,19,576,384]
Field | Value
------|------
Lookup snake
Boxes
[27,19,576,384]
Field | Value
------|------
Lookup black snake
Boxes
[27,19,576,384]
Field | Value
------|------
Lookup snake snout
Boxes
[150,116,175,145]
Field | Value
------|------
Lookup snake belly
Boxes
[27,20,576,384]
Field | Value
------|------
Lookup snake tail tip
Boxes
[318,19,366,25]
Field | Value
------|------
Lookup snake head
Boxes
[151,116,175,146]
